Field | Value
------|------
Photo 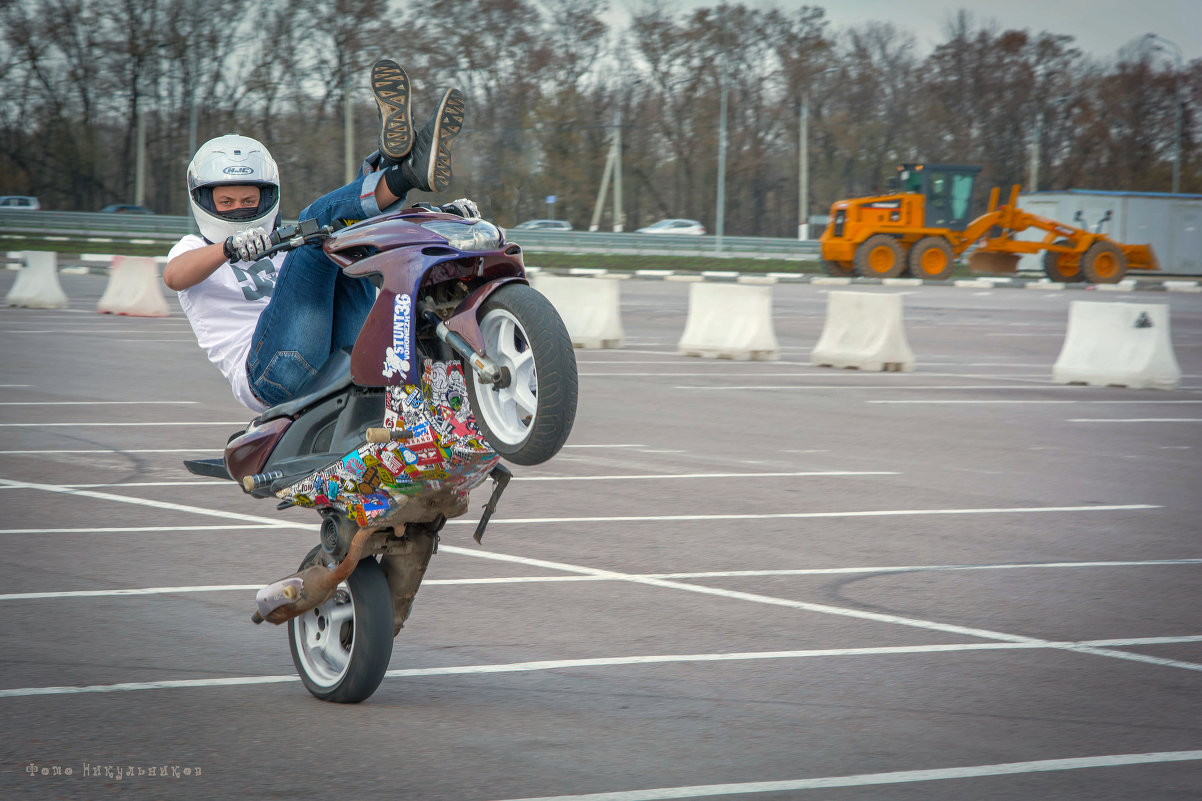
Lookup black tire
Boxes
[467,282,578,465]
[288,548,393,704]
[1043,239,1083,283]
[820,259,855,278]
[907,236,955,280]
[853,234,907,278]
[1080,240,1127,284]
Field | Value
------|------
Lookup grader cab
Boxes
[819,163,1158,283]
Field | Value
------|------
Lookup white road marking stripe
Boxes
[0,525,288,534]
[4,560,1198,600]
[0,401,199,406]
[514,471,897,481]
[0,480,227,489]
[0,421,245,427]
[1070,418,1202,423]
[0,481,1178,672]
[675,385,1089,391]
[1,642,1199,699]
[440,505,1158,526]
[871,399,1202,405]
[0,448,222,455]
[483,751,1202,801]
[0,478,295,525]
[437,543,1201,673]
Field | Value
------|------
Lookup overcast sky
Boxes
[611,1,1202,62]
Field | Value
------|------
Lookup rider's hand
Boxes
[223,227,272,262]
[440,198,479,219]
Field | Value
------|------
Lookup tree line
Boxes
[1,0,1197,238]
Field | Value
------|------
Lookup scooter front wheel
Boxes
[287,548,393,703]
[468,283,578,465]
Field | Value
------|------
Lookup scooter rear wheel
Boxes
[468,282,577,465]
[287,548,393,703]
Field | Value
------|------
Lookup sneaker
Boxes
[371,59,412,162]
[401,88,465,193]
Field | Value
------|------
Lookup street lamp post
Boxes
[799,67,838,240]
[1146,33,1184,194]
[715,68,727,249]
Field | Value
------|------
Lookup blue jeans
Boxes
[246,168,396,407]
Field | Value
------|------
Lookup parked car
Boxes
[100,204,154,214]
[513,219,572,231]
[0,195,41,210]
[634,218,706,235]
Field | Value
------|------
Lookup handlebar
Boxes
[259,218,334,258]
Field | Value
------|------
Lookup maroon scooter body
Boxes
[222,209,527,483]
[323,210,527,388]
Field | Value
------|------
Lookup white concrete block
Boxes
[5,251,68,309]
[677,282,779,361]
[529,274,624,349]
[96,255,170,317]
[810,291,915,372]
[1052,301,1181,390]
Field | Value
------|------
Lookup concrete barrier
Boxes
[96,255,170,317]
[529,274,624,349]
[5,251,68,309]
[677,282,779,360]
[810,291,915,372]
[1052,301,1181,390]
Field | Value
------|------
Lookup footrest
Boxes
[183,458,234,480]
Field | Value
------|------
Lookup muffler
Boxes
[251,526,373,625]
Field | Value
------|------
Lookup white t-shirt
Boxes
[168,235,286,412]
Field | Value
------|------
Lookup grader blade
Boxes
[1121,244,1159,272]
[968,251,1020,275]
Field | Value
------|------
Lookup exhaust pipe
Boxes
[251,526,374,625]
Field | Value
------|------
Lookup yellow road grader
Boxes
[819,164,1158,283]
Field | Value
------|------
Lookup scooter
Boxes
[184,208,577,703]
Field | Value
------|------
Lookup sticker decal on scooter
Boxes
[381,293,413,379]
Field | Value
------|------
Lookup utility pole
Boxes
[613,109,624,232]
[1147,33,1184,194]
[799,68,837,239]
[715,67,727,249]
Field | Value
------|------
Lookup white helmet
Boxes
[187,134,280,243]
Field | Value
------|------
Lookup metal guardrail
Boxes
[0,210,822,259]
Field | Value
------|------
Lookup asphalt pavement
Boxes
[1,270,1200,800]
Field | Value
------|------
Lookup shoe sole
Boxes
[371,59,412,161]
[426,88,465,193]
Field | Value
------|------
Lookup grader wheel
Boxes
[854,234,906,278]
[1043,239,1084,283]
[908,237,955,280]
[1081,240,1127,284]
[821,259,856,278]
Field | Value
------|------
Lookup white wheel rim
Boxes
[291,579,355,688]
[473,307,538,446]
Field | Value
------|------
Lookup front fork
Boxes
[420,306,510,387]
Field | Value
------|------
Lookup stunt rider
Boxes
[165,59,478,412]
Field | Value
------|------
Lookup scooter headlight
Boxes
[421,220,504,251]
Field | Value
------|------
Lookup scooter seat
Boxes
[254,348,354,422]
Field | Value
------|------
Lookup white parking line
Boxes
[1070,418,1202,423]
[0,421,245,427]
[0,401,199,406]
[870,400,1202,405]
[0,478,297,525]
[4,559,1197,600]
[483,751,1202,801]
[0,448,222,455]
[436,543,1200,674]
[2,639,1199,699]
[438,505,1157,526]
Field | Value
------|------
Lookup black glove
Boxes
[223,227,272,262]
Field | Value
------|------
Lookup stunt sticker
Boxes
[276,360,498,523]
[381,293,412,379]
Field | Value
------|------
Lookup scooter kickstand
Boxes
[473,464,512,543]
